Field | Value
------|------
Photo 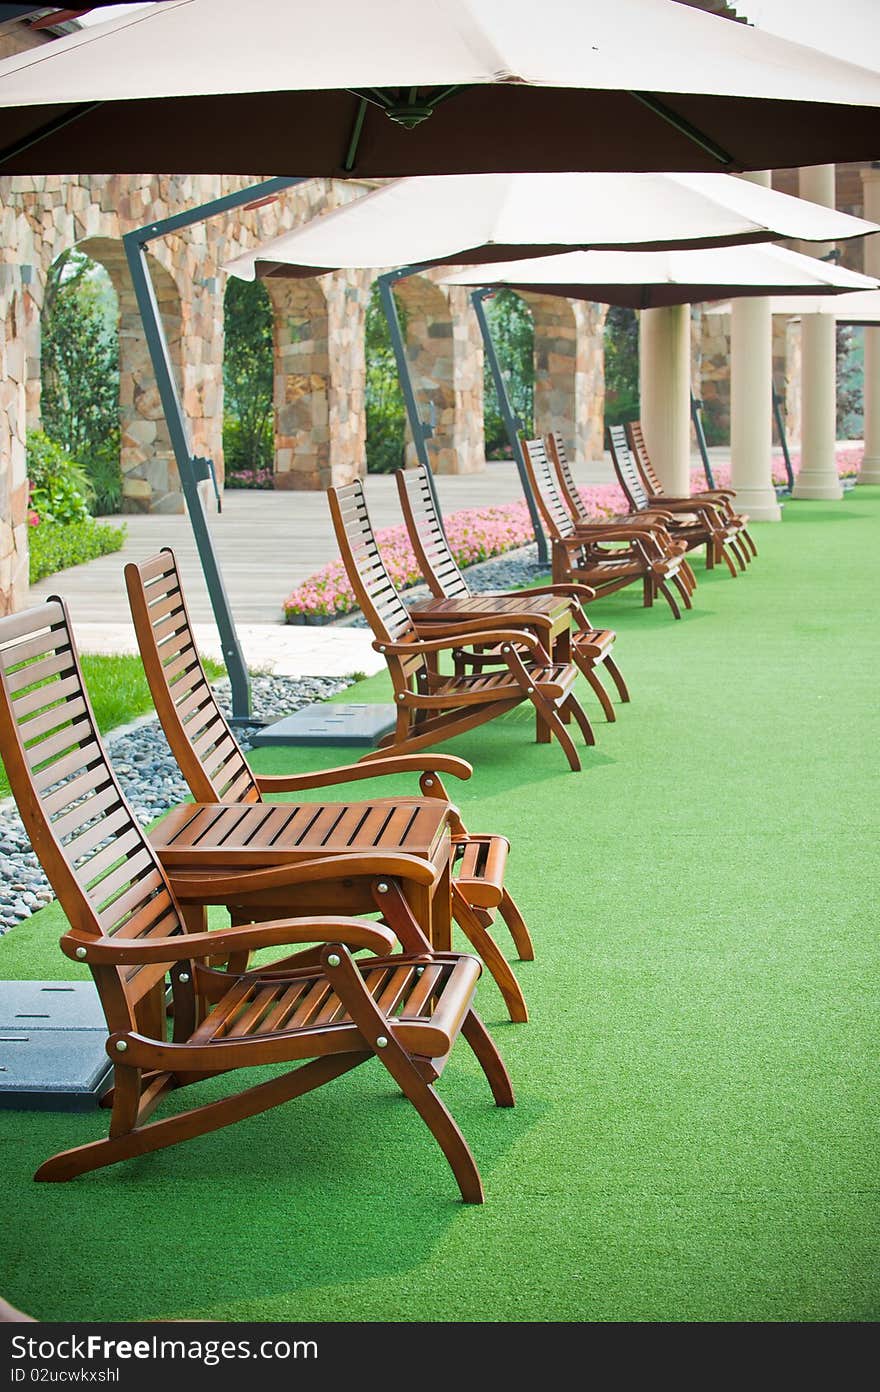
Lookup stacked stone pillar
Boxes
[525,294,607,462]
[0,266,29,614]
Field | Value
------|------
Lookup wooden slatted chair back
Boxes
[519,436,577,542]
[606,424,651,511]
[395,466,469,601]
[0,600,186,1027]
[327,481,424,687]
[546,432,591,523]
[626,421,664,495]
[125,549,260,806]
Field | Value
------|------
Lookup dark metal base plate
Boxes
[0,981,112,1110]
[248,703,397,748]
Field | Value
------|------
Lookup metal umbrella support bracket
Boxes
[122,176,307,723]
[470,288,548,566]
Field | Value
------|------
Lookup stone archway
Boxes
[520,293,608,464]
[78,236,184,512]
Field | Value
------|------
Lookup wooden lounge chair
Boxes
[395,463,630,725]
[546,430,697,596]
[606,424,744,577]
[520,435,693,620]
[0,598,513,1201]
[626,419,757,562]
[328,480,593,772]
[125,549,534,1023]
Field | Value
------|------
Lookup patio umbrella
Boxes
[3,0,880,174]
[224,172,879,280]
[705,288,880,322]
[437,243,879,309]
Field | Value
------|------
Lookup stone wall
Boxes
[0,266,29,617]
[692,307,801,447]
[523,294,607,461]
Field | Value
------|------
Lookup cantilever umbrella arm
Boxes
[122,176,308,722]
[470,288,548,566]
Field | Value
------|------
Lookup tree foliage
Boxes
[222,276,274,478]
[836,323,863,440]
[483,290,534,457]
[603,306,640,427]
[40,249,121,514]
[364,282,408,474]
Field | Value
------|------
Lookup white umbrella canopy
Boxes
[3,0,880,174]
[224,172,878,281]
[438,243,879,309]
[706,288,880,322]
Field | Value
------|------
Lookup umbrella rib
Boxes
[628,91,735,169]
[0,100,102,170]
[343,95,369,172]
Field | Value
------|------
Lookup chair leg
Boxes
[376,1048,486,1203]
[562,693,597,748]
[680,559,698,592]
[741,528,758,558]
[657,579,682,620]
[730,536,748,571]
[460,1009,515,1107]
[499,887,535,961]
[671,572,693,610]
[643,573,655,607]
[604,654,631,704]
[34,1054,369,1182]
[719,541,739,577]
[583,663,616,723]
[452,887,529,1023]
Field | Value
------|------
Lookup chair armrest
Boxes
[509,582,598,604]
[376,629,546,661]
[164,851,442,902]
[62,916,398,966]
[412,613,552,640]
[255,753,473,794]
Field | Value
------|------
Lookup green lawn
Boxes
[1,490,878,1322]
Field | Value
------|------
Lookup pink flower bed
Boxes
[692,442,862,492]
[283,489,621,620]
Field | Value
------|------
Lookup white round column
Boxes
[792,164,842,501]
[730,171,782,521]
[639,303,691,495]
[859,167,880,485]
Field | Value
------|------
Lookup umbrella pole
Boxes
[689,393,716,490]
[376,266,447,529]
[772,380,795,493]
[471,289,548,566]
[122,177,307,723]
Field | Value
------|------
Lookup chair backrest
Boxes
[0,600,185,1025]
[546,432,591,524]
[626,421,664,495]
[606,424,650,511]
[519,436,577,542]
[395,466,469,601]
[327,481,425,690]
[125,549,261,805]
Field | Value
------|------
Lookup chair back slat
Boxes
[626,421,664,495]
[606,424,650,511]
[546,433,591,524]
[328,482,418,647]
[395,466,469,600]
[125,550,261,805]
[0,601,184,1012]
[519,436,577,541]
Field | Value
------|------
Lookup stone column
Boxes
[0,266,30,616]
[639,303,691,495]
[859,167,880,485]
[792,164,842,500]
[729,171,782,521]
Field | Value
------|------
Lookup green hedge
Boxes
[28,518,127,584]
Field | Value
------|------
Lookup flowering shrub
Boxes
[691,442,863,492]
[225,467,274,490]
[283,489,622,621]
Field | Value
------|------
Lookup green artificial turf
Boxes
[1,490,878,1323]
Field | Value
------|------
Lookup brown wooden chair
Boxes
[606,424,743,577]
[125,551,534,1023]
[626,419,757,562]
[546,429,698,596]
[520,435,693,620]
[395,463,630,725]
[0,598,513,1201]
[328,480,593,772]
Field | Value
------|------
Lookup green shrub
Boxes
[27,430,94,525]
[29,518,126,584]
